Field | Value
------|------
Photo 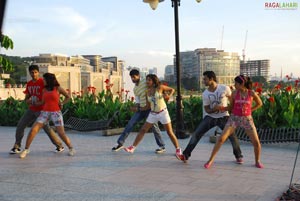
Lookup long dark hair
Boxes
[146,74,160,88]
[43,73,60,91]
[234,75,252,89]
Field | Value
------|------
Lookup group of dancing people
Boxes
[112,69,263,169]
[10,65,264,169]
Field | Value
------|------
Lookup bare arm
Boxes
[213,92,233,113]
[226,92,235,112]
[204,105,217,114]
[57,86,70,106]
[24,94,31,105]
[160,84,175,101]
[251,90,263,112]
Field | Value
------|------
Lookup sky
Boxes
[1,0,300,79]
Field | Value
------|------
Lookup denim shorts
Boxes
[36,111,64,126]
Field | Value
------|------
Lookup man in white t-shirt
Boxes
[180,71,243,163]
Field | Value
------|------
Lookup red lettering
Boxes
[271,2,276,8]
[265,2,269,8]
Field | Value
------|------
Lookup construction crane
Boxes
[242,30,248,63]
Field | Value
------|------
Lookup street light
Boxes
[0,0,6,34]
[143,0,201,139]
[143,0,201,10]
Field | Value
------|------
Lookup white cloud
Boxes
[52,7,93,38]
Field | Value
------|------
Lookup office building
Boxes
[240,60,270,81]
[175,48,240,90]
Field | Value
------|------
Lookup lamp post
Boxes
[143,0,201,139]
[0,0,6,34]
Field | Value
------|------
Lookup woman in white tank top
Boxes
[124,74,183,160]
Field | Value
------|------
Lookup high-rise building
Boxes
[240,60,270,81]
[175,48,240,90]
[139,67,148,80]
[164,65,175,84]
[148,67,157,75]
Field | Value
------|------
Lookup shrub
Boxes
[0,97,27,126]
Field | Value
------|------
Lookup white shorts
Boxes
[36,111,64,126]
[146,109,171,125]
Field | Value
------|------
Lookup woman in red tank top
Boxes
[20,73,75,158]
[205,75,264,169]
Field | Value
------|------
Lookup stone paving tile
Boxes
[0,126,299,201]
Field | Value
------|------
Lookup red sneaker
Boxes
[124,145,135,153]
[204,162,212,169]
[255,162,264,168]
[236,157,244,164]
[175,148,182,160]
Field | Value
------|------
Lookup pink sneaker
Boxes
[255,162,264,168]
[236,157,244,164]
[124,145,135,153]
[175,148,183,160]
[204,162,212,169]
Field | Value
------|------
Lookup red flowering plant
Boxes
[104,79,113,100]
[252,78,300,128]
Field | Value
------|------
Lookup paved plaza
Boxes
[0,126,299,201]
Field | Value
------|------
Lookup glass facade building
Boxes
[175,48,240,90]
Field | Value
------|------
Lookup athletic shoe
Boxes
[204,162,212,169]
[175,148,183,160]
[124,145,135,153]
[181,154,188,163]
[10,147,21,154]
[55,147,65,153]
[112,144,124,152]
[236,157,244,164]
[19,149,30,159]
[155,147,166,154]
[255,162,264,168]
[68,148,75,156]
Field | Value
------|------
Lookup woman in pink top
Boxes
[205,75,263,169]
[20,73,75,158]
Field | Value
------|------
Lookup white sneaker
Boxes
[55,147,65,153]
[68,148,75,156]
[20,149,30,159]
[10,147,21,154]
[155,147,166,154]
[112,144,124,152]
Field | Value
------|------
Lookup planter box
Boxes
[102,127,124,136]
[65,127,124,136]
